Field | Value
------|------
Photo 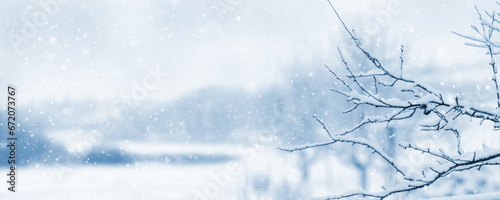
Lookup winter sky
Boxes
[0,0,495,104]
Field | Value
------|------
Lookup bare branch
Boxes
[314,115,334,140]
[279,136,406,177]
[325,64,353,92]
[282,2,500,199]
[400,45,404,78]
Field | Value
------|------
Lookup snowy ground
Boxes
[2,144,328,200]
[5,142,499,200]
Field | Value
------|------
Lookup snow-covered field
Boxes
[6,142,500,200]
[2,144,336,200]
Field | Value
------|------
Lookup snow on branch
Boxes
[279,1,500,199]
[454,3,500,109]
[279,135,406,177]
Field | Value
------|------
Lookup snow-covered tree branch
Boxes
[280,1,500,199]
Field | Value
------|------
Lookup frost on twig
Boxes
[279,1,500,199]
[453,4,500,109]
